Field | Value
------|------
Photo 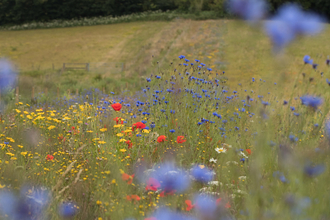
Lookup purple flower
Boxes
[227,0,267,22]
[300,95,323,108]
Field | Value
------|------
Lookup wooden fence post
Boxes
[15,87,19,103]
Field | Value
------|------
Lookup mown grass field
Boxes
[1,19,330,220]
[1,19,329,93]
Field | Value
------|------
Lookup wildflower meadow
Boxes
[0,1,330,220]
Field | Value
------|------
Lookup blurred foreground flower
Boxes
[150,163,190,194]
[227,0,267,23]
[265,4,324,51]
[0,187,50,220]
[0,59,17,94]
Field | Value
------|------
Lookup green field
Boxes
[0,19,329,99]
[1,19,330,220]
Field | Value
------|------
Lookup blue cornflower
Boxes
[0,187,50,220]
[252,77,255,82]
[136,134,142,137]
[227,0,267,22]
[283,100,288,105]
[191,165,214,183]
[169,129,175,133]
[289,134,298,142]
[265,4,324,51]
[4,141,9,145]
[304,164,325,177]
[273,171,288,183]
[146,78,151,82]
[0,59,17,93]
[195,59,200,62]
[179,55,185,59]
[303,55,313,65]
[59,202,78,218]
[293,112,300,116]
[194,194,217,216]
[156,75,161,79]
[185,59,190,62]
[207,68,212,71]
[151,163,190,193]
[300,95,323,108]
[150,122,155,129]
[290,106,295,111]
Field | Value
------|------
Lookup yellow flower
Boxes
[116,133,124,137]
[15,109,21,113]
[86,130,93,133]
[111,179,116,184]
[18,102,23,105]
[119,149,126,153]
[98,141,106,144]
[48,125,56,130]
[113,124,123,128]
[20,152,27,156]
[104,171,111,175]
[96,201,102,205]
[6,152,15,157]
[100,128,107,132]
[142,129,150,134]
[11,157,17,160]
[0,184,5,189]
[119,139,127,143]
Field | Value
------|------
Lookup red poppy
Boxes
[122,173,134,184]
[159,190,175,197]
[125,140,133,149]
[132,122,146,131]
[176,136,186,143]
[46,155,54,161]
[246,149,252,155]
[145,178,160,191]
[126,194,141,201]
[216,198,231,209]
[111,103,122,111]
[157,135,167,143]
[114,117,124,124]
[185,200,195,211]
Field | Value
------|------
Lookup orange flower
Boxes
[246,149,252,155]
[122,173,134,184]
[176,136,186,143]
[111,103,122,111]
[157,135,167,143]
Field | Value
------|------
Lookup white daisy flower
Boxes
[215,147,227,153]
[209,158,217,163]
